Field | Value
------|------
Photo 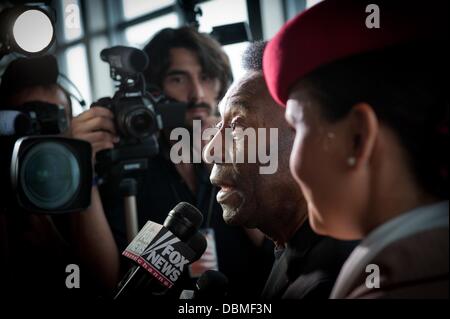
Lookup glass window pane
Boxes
[198,0,248,33]
[122,0,175,20]
[64,44,92,115]
[62,0,84,41]
[223,41,249,84]
[124,13,179,48]
[86,0,106,32]
[89,36,115,102]
[307,0,323,8]
[196,0,249,83]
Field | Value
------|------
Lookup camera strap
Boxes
[57,73,86,109]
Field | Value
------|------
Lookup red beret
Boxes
[263,0,447,106]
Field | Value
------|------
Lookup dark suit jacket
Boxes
[343,228,449,299]
[261,222,358,299]
[331,201,449,299]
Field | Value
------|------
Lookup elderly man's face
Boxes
[206,72,304,230]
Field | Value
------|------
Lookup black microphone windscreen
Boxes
[171,202,203,228]
[195,270,229,300]
[163,202,203,241]
[187,231,207,261]
[197,270,229,292]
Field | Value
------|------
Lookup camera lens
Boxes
[123,108,155,139]
[20,142,80,210]
[130,111,153,135]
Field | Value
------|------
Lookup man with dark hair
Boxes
[0,55,120,298]
[143,27,232,105]
[74,27,273,297]
[204,41,356,299]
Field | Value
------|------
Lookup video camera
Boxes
[1,102,69,136]
[95,46,187,183]
[0,3,55,60]
[0,103,92,214]
[0,4,92,215]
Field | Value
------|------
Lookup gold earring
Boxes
[347,157,356,167]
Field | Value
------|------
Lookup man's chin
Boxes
[221,205,244,226]
[220,204,255,228]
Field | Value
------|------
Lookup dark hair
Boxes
[242,41,267,72]
[143,26,232,100]
[0,55,73,117]
[300,41,448,199]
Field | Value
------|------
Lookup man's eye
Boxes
[230,117,244,131]
[201,74,212,82]
[169,76,184,84]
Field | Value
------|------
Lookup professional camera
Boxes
[0,4,55,60]
[95,46,187,182]
[0,103,92,214]
[0,101,69,136]
[100,46,160,141]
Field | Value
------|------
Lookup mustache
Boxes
[186,102,212,111]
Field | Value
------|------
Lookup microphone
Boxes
[113,202,206,299]
[0,111,32,136]
[179,270,229,300]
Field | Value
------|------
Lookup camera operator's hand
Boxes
[69,105,119,157]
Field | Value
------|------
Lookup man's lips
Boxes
[211,178,239,204]
[216,186,240,204]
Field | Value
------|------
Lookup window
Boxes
[122,0,175,20]
[122,0,250,82]
[64,44,91,115]
[198,0,248,34]
[306,0,323,8]
[57,0,93,115]
[222,42,249,84]
[62,0,83,41]
[124,13,179,47]
[52,0,262,112]
[89,36,114,101]
[198,0,249,83]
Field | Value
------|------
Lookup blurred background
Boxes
[0,0,323,116]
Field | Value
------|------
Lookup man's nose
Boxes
[203,128,227,164]
[190,77,206,103]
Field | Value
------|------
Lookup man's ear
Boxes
[348,102,379,169]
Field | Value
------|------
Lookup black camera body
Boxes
[106,94,160,141]
[0,101,69,136]
[96,46,187,182]
[0,102,92,214]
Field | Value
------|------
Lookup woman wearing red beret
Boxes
[263,0,448,298]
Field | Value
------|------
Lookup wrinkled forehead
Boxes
[218,72,265,118]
